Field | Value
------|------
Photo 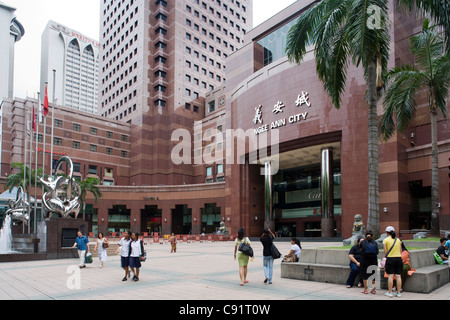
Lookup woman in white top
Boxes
[285,238,302,262]
[129,233,144,282]
[94,232,108,268]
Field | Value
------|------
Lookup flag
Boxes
[32,105,37,132]
[43,85,49,116]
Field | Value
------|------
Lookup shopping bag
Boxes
[85,252,93,264]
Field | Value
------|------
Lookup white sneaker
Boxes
[384,292,394,298]
[396,292,402,298]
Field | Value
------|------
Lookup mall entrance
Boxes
[264,142,342,237]
[141,205,162,234]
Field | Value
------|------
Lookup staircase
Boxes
[87,243,119,258]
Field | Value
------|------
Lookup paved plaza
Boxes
[0,240,449,301]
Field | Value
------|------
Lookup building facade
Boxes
[1,0,448,239]
[98,0,252,186]
[40,21,100,114]
[0,2,24,102]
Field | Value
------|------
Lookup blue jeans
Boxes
[346,262,363,287]
[263,256,274,283]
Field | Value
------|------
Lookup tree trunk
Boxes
[366,60,380,239]
[430,109,440,237]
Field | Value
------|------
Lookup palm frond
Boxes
[380,65,427,140]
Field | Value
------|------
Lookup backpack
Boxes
[364,240,378,255]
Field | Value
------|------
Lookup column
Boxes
[321,147,335,237]
[264,161,275,231]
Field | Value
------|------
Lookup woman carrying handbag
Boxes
[94,232,108,268]
[234,228,253,286]
[383,226,403,297]
[260,229,276,284]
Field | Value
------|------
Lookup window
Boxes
[106,131,113,138]
[90,144,97,152]
[121,135,128,142]
[73,123,81,132]
[73,162,81,173]
[217,164,224,174]
[88,165,98,175]
[121,150,128,158]
[55,119,63,128]
[54,138,62,146]
[206,167,213,176]
[106,147,113,155]
[90,127,97,135]
[208,100,216,113]
[73,141,81,149]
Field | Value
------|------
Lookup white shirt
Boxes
[118,237,131,257]
[130,240,142,257]
[291,244,301,260]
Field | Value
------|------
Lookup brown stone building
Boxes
[1,0,448,239]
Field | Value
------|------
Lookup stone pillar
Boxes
[321,147,335,237]
[264,161,275,231]
[192,206,202,235]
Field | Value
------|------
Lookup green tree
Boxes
[379,19,450,236]
[75,177,102,219]
[4,162,46,193]
[286,0,391,238]
[396,0,450,54]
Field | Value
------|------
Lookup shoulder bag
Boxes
[380,238,397,269]
[271,243,281,259]
[238,238,254,257]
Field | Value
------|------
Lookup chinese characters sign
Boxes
[253,92,312,135]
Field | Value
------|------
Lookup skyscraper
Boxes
[0,2,24,101]
[40,21,100,114]
[99,0,253,186]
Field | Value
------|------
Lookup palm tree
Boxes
[396,0,450,54]
[5,162,46,193]
[75,177,102,219]
[379,19,450,236]
[286,0,391,238]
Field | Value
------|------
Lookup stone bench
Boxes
[281,248,449,294]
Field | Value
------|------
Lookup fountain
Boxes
[0,215,13,254]
[0,156,87,262]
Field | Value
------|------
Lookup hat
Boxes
[385,226,395,233]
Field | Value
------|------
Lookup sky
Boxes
[6,0,297,99]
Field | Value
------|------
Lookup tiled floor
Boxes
[0,241,448,300]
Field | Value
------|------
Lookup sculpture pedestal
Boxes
[44,217,89,259]
[343,234,363,246]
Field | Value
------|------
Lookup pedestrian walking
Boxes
[360,230,379,294]
[260,229,275,284]
[169,233,177,253]
[383,226,404,298]
[72,231,90,268]
[116,231,132,281]
[234,228,252,286]
[129,232,145,282]
[94,232,109,268]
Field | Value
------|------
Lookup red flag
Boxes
[43,85,49,116]
[32,105,37,132]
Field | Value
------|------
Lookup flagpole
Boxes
[34,93,40,234]
[29,104,34,234]
[50,70,56,178]
[23,104,28,234]
[43,82,48,178]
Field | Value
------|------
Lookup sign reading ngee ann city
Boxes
[253,92,311,135]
